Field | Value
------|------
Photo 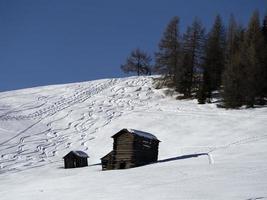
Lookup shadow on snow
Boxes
[157,153,209,163]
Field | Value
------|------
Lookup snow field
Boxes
[0,76,266,200]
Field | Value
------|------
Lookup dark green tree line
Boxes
[121,11,267,109]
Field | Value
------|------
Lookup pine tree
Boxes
[121,48,152,76]
[241,10,266,107]
[262,15,267,41]
[197,73,208,104]
[225,15,240,61]
[202,15,226,101]
[155,16,181,88]
[177,52,192,96]
[262,15,267,99]
[222,51,245,108]
[181,18,205,97]
[222,15,245,108]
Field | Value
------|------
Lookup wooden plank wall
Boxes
[132,137,159,166]
[113,133,134,169]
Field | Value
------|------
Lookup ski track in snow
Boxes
[0,77,155,173]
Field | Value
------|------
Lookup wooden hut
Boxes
[63,151,88,169]
[101,129,160,170]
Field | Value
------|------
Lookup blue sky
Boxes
[0,0,266,92]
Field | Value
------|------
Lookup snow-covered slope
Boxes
[0,76,266,200]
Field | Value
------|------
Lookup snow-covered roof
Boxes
[72,151,89,158]
[64,150,89,158]
[112,128,159,141]
[128,129,159,141]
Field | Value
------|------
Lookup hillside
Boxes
[0,76,266,200]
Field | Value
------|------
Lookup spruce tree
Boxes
[182,18,205,97]
[155,16,181,88]
[197,73,209,104]
[222,15,245,108]
[222,51,245,108]
[241,10,266,107]
[262,15,267,99]
[121,48,152,76]
[202,15,226,101]
[225,15,240,61]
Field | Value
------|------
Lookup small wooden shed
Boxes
[63,151,88,169]
[101,129,160,170]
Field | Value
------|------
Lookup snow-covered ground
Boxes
[0,76,266,200]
